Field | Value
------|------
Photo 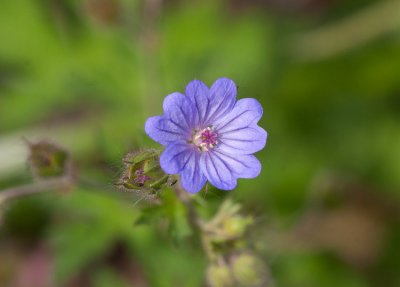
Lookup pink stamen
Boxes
[191,126,219,151]
[133,169,151,185]
[201,129,218,146]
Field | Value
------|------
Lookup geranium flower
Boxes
[145,78,267,193]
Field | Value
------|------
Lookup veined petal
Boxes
[200,152,237,190]
[145,116,188,145]
[160,143,206,193]
[217,126,267,155]
[180,151,206,193]
[212,151,261,178]
[163,92,195,131]
[160,143,193,174]
[205,78,237,123]
[185,80,209,126]
[214,98,263,132]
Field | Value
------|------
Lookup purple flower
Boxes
[145,78,267,193]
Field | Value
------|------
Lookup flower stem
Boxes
[173,185,215,260]
[174,185,200,229]
[0,177,72,205]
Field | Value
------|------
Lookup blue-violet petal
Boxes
[185,80,209,126]
[206,78,237,123]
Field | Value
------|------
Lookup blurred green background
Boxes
[1,0,400,286]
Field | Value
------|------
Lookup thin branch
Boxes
[0,177,72,204]
[292,0,400,60]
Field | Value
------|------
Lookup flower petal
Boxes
[214,98,263,132]
[163,92,195,131]
[160,143,206,193]
[200,152,237,190]
[213,98,267,155]
[180,152,206,193]
[218,125,267,155]
[145,116,187,145]
[160,143,193,174]
[205,78,237,123]
[212,150,261,178]
[185,80,209,126]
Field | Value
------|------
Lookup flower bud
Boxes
[206,261,234,287]
[27,140,72,179]
[230,253,269,287]
[202,200,253,242]
[221,215,253,241]
[117,149,174,197]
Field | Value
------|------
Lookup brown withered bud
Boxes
[26,140,75,180]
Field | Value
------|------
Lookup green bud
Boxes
[206,261,234,287]
[117,149,175,197]
[231,253,269,287]
[202,200,253,242]
[27,140,72,179]
[221,215,253,240]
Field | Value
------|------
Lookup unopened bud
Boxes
[202,200,253,242]
[206,261,234,287]
[221,215,253,240]
[230,253,269,287]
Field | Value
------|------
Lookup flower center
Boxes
[191,126,218,152]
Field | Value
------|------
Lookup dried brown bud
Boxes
[27,140,74,180]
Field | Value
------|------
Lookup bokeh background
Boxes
[1,0,400,286]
